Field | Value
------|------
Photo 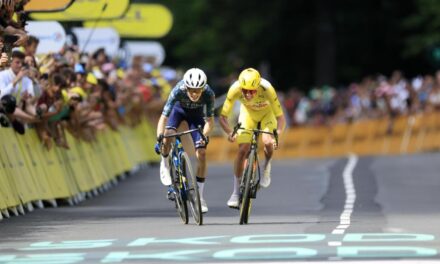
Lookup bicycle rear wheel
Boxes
[239,150,255,225]
[181,152,202,225]
[170,157,188,224]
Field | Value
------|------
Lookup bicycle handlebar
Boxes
[159,126,208,144]
[231,122,279,146]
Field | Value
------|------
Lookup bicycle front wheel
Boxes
[239,151,255,225]
[181,152,202,225]
[170,157,188,224]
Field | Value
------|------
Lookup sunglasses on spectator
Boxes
[242,89,257,95]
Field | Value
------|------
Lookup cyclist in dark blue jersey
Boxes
[155,68,215,213]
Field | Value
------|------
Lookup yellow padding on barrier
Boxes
[146,121,161,162]
[40,143,73,199]
[111,129,132,172]
[420,112,439,152]
[328,123,350,157]
[435,113,440,149]
[278,127,307,158]
[8,131,40,204]
[302,126,330,157]
[405,114,424,154]
[384,115,409,155]
[64,134,95,192]
[348,119,375,155]
[206,136,229,162]
[16,130,55,200]
[0,130,21,209]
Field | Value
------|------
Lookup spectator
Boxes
[23,35,39,57]
[0,50,36,126]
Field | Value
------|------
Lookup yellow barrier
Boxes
[208,112,440,161]
[0,119,156,213]
[1,114,439,213]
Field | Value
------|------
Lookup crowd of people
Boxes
[1,2,178,150]
[281,70,440,127]
[0,42,177,150]
[1,0,440,152]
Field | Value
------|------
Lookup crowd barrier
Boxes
[207,112,440,161]
[2,112,438,219]
[0,120,159,220]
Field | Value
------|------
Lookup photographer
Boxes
[0,50,34,98]
[0,49,37,128]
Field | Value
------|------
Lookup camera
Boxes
[0,95,17,128]
[1,35,18,66]
[3,35,19,45]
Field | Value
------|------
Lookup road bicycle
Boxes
[231,123,278,225]
[159,127,207,225]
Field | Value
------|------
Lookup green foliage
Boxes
[403,0,440,58]
[152,0,435,90]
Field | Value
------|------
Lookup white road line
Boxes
[330,153,358,240]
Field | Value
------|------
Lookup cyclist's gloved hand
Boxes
[154,142,161,155]
[154,134,163,155]
[196,136,209,147]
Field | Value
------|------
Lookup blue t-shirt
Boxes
[162,80,215,117]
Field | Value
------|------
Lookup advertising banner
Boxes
[84,4,173,38]
[24,0,73,12]
[72,27,120,56]
[124,41,166,66]
[30,0,129,21]
[25,21,66,55]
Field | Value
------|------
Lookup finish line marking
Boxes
[328,154,358,245]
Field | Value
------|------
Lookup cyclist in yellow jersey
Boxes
[219,68,285,208]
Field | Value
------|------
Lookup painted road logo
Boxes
[0,233,437,262]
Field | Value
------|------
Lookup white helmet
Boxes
[183,68,207,89]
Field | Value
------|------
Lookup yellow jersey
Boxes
[221,78,283,120]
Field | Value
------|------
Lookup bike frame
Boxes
[161,127,206,225]
[170,136,187,198]
[231,123,277,224]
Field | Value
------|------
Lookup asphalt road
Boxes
[1,153,440,263]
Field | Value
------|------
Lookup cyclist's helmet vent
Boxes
[183,68,207,89]
[238,68,261,90]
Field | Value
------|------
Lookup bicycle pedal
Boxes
[228,205,240,210]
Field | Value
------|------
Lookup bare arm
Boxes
[203,117,214,136]
[219,115,236,142]
[276,114,286,135]
[156,114,168,138]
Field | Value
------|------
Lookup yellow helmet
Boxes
[238,68,261,90]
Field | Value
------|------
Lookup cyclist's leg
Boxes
[260,111,277,187]
[163,106,185,154]
[228,111,254,207]
[187,111,207,179]
[186,110,209,212]
[160,106,184,186]
[236,110,257,178]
